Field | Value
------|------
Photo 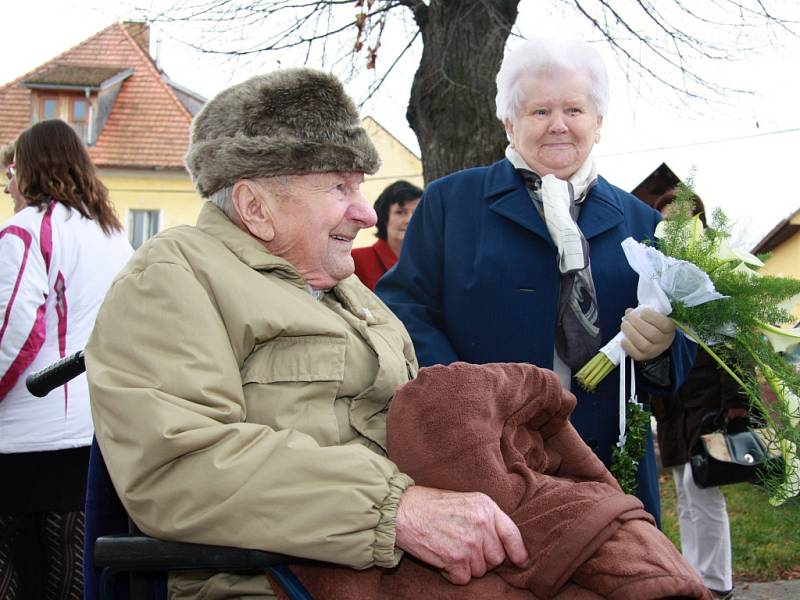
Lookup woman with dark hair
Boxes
[0,119,132,599]
[352,179,422,290]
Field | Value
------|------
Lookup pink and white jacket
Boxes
[0,202,132,453]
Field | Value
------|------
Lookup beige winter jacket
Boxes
[86,203,417,599]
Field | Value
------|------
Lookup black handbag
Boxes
[689,411,783,488]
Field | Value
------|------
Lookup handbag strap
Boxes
[690,409,727,458]
[698,409,726,434]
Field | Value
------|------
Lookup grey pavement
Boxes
[734,579,800,599]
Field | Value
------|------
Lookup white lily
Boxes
[731,262,762,278]
[770,438,800,506]
[758,321,800,354]
[653,215,764,270]
[654,213,705,243]
[761,366,800,506]
[716,238,764,267]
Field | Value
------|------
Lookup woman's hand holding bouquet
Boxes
[576,182,800,503]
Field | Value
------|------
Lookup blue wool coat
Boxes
[377,159,696,523]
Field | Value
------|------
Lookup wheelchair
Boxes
[27,351,315,600]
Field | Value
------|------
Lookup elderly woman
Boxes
[378,38,696,523]
[352,180,422,290]
[86,69,528,599]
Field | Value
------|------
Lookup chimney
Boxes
[123,21,151,57]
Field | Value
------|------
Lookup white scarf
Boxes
[505,146,598,273]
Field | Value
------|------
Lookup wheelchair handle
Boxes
[26,350,86,397]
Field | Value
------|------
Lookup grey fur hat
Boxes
[185,68,381,198]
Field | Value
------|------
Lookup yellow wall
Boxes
[356,117,423,249]
[0,197,11,222]
[760,216,800,321]
[100,168,203,239]
[0,168,202,239]
[2,117,420,251]
[762,235,800,279]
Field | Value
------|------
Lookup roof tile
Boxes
[24,65,130,87]
[0,22,196,169]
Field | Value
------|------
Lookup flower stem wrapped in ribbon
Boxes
[576,182,800,503]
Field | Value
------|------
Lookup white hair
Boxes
[495,37,609,125]
[208,176,291,221]
[209,185,236,220]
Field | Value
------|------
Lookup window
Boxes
[72,99,87,120]
[32,94,92,141]
[70,98,89,142]
[128,209,160,249]
[41,96,58,120]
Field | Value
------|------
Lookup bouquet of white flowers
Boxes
[576,182,800,503]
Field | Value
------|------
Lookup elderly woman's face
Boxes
[506,70,602,179]
[256,171,377,289]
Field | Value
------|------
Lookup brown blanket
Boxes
[277,362,711,600]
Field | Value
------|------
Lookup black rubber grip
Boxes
[25,351,86,397]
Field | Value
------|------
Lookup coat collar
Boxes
[486,159,626,242]
[373,238,398,271]
[196,202,307,286]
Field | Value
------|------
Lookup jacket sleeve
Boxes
[636,332,697,397]
[376,185,459,367]
[0,224,48,399]
[667,331,698,393]
[86,259,411,569]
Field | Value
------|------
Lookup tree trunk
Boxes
[407,0,520,183]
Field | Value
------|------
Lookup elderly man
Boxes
[86,69,528,599]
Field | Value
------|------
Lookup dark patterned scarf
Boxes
[513,157,603,371]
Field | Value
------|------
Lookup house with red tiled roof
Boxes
[0,21,426,247]
[0,21,205,247]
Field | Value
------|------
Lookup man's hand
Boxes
[620,308,676,362]
[395,485,529,585]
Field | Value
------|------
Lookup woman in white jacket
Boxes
[0,119,132,599]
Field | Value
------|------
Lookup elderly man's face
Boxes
[505,70,602,180]
[254,172,377,289]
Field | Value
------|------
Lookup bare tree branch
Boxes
[360,29,420,102]
[138,0,800,178]
[573,0,721,101]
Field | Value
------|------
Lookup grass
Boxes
[659,472,800,581]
